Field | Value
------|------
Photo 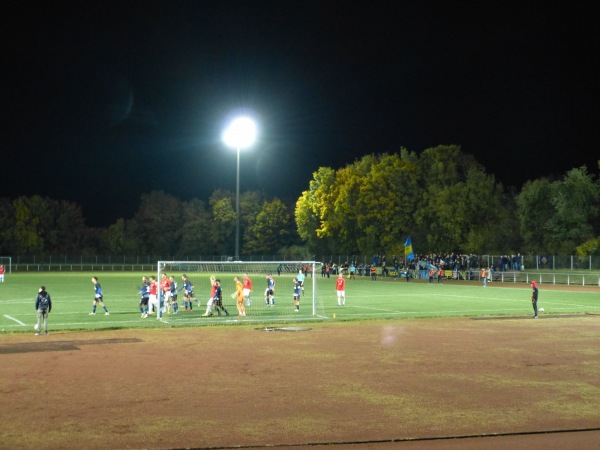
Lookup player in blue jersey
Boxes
[293,277,301,312]
[296,269,305,296]
[169,275,179,314]
[179,274,195,311]
[139,276,150,318]
[90,276,109,315]
[265,274,275,306]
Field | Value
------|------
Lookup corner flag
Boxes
[404,235,415,261]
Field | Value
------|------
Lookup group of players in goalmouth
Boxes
[135,270,310,319]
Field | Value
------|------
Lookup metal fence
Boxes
[7,254,600,274]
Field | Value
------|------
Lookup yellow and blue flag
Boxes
[404,235,415,261]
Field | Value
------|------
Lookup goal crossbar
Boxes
[157,261,320,321]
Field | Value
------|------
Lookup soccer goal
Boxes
[0,256,11,274]
[157,261,324,323]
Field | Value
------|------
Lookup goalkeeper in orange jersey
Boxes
[234,276,246,317]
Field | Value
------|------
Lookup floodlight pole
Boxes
[235,145,240,261]
[222,116,256,262]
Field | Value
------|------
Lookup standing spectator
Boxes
[370,265,377,281]
[89,276,109,315]
[349,263,356,280]
[0,264,5,283]
[297,269,305,295]
[531,281,539,318]
[481,267,487,287]
[293,277,301,312]
[336,272,346,306]
[428,267,435,284]
[34,286,52,336]
[485,267,492,284]
[234,276,246,317]
[243,273,253,306]
[179,274,195,311]
[139,276,150,318]
[277,264,282,276]
[437,267,444,284]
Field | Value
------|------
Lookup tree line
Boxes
[0,190,302,258]
[1,145,599,258]
[296,146,600,257]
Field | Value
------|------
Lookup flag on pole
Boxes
[404,235,415,261]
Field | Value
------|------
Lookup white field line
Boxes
[3,315,26,326]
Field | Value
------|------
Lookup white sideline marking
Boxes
[4,315,26,326]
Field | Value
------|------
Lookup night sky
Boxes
[3,2,598,227]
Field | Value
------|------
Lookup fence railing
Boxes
[7,254,600,274]
[8,263,600,286]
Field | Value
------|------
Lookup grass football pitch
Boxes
[1,272,599,334]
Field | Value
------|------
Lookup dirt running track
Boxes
[1,315,599,449]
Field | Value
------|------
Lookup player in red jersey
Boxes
[147,275,159,317]
[336,272,346,306]
[243,273,253,306]
[160,273,172,314]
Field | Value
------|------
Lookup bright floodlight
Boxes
[222,117,256,149]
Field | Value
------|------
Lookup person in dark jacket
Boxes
[35,286,52,335]
[531,280,539,319]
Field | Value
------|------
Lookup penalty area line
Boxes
[3,315,26,326]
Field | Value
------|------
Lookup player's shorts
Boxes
[94,295,103,302]
[294,294,300,301]
[184,290,193,298]
[163,291,171,300]
[149,294,158,306]
[214,298,223,308]
[265,289,274,296]
[243,288,251,297]
[336,290,345,298]
[140,296,149,306]
[171,293,178,301]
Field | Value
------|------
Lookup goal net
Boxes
[0,256,11,274]
[157,261,324,324]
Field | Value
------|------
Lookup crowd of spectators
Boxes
[320,253,524,279]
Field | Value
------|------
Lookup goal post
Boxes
[0,256,11,274]
[156,261,324,323]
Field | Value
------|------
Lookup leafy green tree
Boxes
[10,196,47,254]
[295,167,337,253]
[356,153,420,254]
[244,198,292,254]
[102,218,143,255]
[516,178,555,252]
[413,146,504,254]
[331,155,378,254]
[209,193,236,255]
[179,198,212,257]
[546,167,599,253]
[134,191,183,256]
[46,200,88,254]
[0,198,16,254]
